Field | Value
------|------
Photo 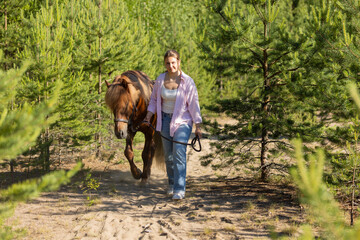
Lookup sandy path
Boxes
[8,136,303,240]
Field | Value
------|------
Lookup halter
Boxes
[114,119,129,123]
[113,101,136,124]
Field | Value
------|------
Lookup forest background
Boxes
[1,0,360,239]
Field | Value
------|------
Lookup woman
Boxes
[144,50,202,200]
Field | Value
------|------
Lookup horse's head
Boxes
[105,76,135,139]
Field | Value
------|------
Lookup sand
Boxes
[6,132,303,240]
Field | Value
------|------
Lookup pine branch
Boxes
[249,48,264,65]
[269,51,291,67]
[242,86,262,99]
[267,70,283,81]
[252,2,266,22]
[239,62,262,69]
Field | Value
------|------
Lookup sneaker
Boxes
[172,191,185,200]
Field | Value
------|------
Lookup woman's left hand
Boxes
[195,124,202,139]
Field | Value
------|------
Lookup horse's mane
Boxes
[105,70,153,111]
[105,84,128,111]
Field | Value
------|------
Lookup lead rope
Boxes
[143,121,202,152]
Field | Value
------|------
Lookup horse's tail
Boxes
[153,132,165,170]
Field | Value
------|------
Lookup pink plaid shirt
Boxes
[147,72,202,137]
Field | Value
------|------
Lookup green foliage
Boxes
[81,172,100,206]
[13,0,161,161]
[291,139,360,239]
[308,0,360,205]
[198,0,326,177]
[0,53,81,239]
[1,0,216,170]
[197,0,360,181]
[290,84,360,239]
[0,52,59,160]
[125,0,216,106]
[0,0,29,70]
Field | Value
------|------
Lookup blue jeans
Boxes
[161,112,192,193]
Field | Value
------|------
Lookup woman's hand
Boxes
[195,124,202,139]
[143,111,153,123]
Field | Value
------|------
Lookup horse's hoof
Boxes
[136,168,143,177]
[139,178,149,187]
[131,168,143,179]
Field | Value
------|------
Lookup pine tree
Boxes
[198,0,329,180]
[0,0,50,71]
[0,0,26,70]
[69,0,156,156]
[17,0,72,171]
[0,52,80,239]
[291,138,360,239]
[125,0,216,106]
[303,0,360,220]
[0,53,58,160]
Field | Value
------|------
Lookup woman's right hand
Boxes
[143,111,153,123]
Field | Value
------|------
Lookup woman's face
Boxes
[164,56,180,74]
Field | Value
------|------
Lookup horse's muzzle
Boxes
[114,123,128,139]
[115,129,127,139]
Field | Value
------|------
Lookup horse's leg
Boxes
[124,131,142,179]
[140,130,156,182]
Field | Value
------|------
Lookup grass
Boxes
[268,204,278,217]
[2,220,27,240]
[133,137,145,163]
[203,227,213,235]
[245,201,256,211]
[85,196,101,207]
[115,159,125,164]
[269,223,299,239]
[239,211,252,221]
[281,224,299,236]
[223,224,236,232]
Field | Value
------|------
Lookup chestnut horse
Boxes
[105,70,163,182]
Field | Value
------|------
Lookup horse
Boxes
[105,70,164,182]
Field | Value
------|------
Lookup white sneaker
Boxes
[172,191,185,200]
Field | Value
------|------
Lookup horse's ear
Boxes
[113,76,131,90]
[105,80,110,88]
[122,80,130,90]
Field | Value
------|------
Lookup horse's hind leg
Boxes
[124,131,142,179]
[140,131,156,182]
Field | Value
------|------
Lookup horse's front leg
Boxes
[140,130,156,183]
[124,131,142,179]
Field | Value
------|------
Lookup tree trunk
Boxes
[96,0,102,158]
[44,129,51,172]
[4,5,7,31]
[4,1,8,71]
[260,46,270,181]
